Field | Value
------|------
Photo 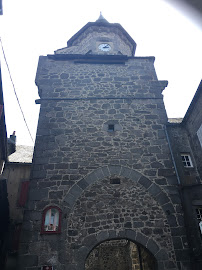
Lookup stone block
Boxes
[158,169,174,177]
[146,239,160,255]
[29,188,48,201]
[156,192,170,205]
[64,193,75,208]
[118,230,126,238]
[108,230,117,239]
[133,222,144,229]
[108,165,121,176]
[125,229,136,240]
[94,167,105,180]
[77,179,89,190]
[69,184,82,198]
[101,166,111,177]
[129,169,141,182]
[83,235,97,248]
[138,176,152,189]
[172,236,183,249]
[49,190,63,199]
[135,232,148,246]
[155,249,169,260]
[167,215,178,227]
[120,166,131,178]
[148,183,162,196]
[96,231,109,242]
[162,203,175,215]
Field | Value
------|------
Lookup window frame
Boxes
[180,153,193,168]
[41,206,62,235]
[195,207,202,236]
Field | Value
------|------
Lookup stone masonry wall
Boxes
[19,56,191,270]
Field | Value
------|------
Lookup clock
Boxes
[98,43,111,52]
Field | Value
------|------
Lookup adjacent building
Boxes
[2,145,33,270]
[0,64,9,270]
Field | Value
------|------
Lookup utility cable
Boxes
[0,37,34,144]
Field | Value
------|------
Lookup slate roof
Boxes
[168,118,183,124]
[8,145,34,163]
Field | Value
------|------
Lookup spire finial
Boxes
[96,12,109,23]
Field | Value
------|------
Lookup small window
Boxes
[108,124,114,132]
[181,154,193,168]
[196,207,202,235]
[196,207,202,222]
[110,178,120,184]
[41,206,62,234]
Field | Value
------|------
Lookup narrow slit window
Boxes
[108,124,114,132]
[110,178,120,184]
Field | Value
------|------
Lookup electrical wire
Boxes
[0,37,34,144]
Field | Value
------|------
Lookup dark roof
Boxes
[66,16,136,56]
[182,80,202,123]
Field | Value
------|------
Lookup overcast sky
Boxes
[0,0,202,146]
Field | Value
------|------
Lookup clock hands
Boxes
[98,43,111,51]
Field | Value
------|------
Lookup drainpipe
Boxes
[164,125,181,185]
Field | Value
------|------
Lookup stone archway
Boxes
[63,165,175,218]
[85,239,157,270]
[65,173,177,270]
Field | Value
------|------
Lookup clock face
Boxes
[98,43,111,52]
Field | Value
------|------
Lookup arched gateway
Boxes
[65,168,177,270]
[85,239,156,270]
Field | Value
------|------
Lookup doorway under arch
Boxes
[85,239,157,270]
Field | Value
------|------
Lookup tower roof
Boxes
[66,15,136,55]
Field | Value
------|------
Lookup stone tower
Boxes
[19,15,191,270]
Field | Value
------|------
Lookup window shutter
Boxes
[18,181,29,207]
